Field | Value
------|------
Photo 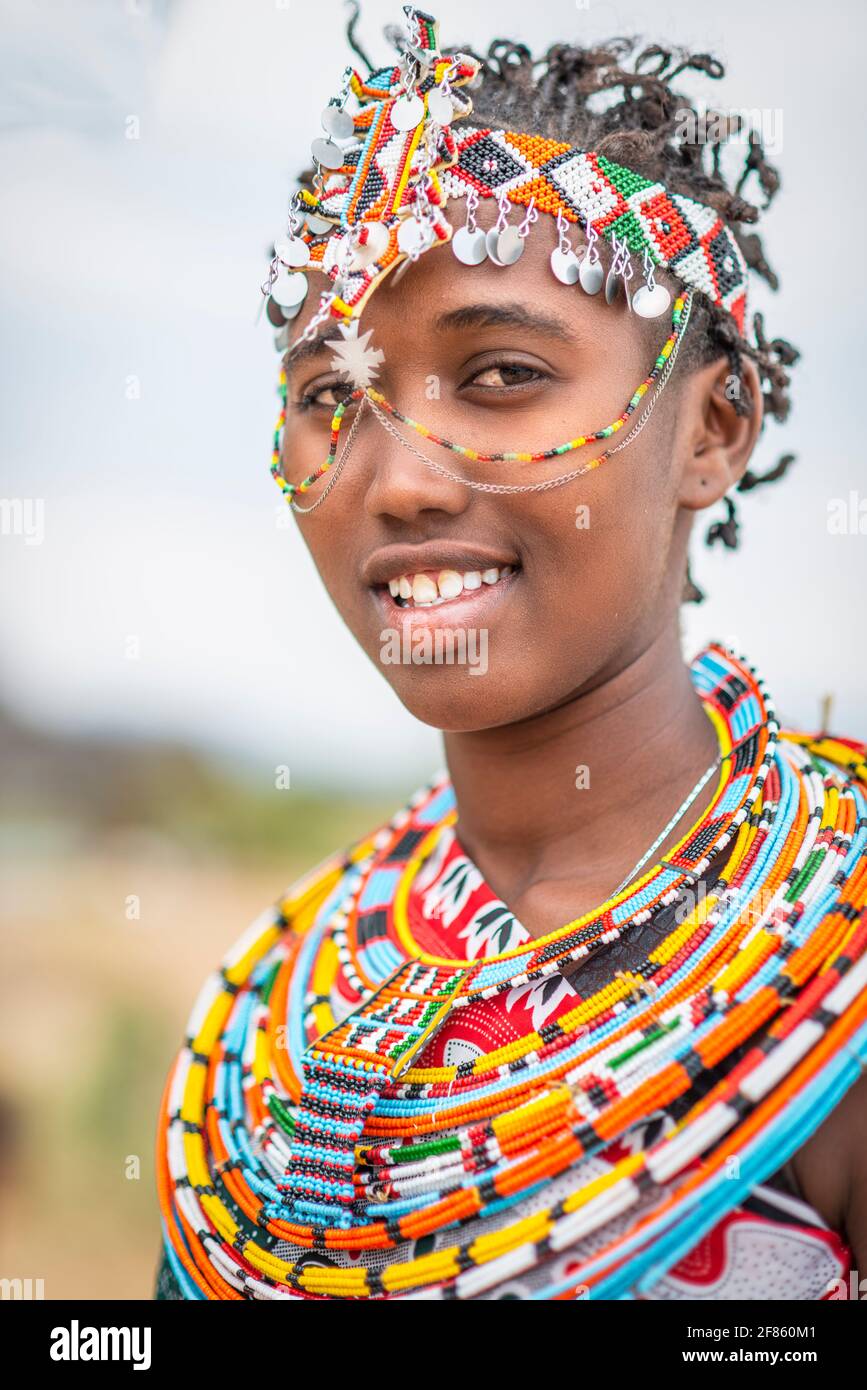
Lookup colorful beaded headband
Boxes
[262,5,749,350]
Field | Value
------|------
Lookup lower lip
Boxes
[372,570,520,628]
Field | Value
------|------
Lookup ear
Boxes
[678,354,764,511]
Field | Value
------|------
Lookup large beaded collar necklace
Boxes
[156,647,867,1299]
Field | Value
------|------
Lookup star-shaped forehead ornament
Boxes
[327,320,386,390]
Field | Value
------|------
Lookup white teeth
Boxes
[437,569,463,600]
[412,574,438,604]
[386,566,515,606]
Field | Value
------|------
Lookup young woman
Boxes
[155,9,867,1300]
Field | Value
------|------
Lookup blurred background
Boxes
[0,0,864,1298]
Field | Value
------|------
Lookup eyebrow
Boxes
[284,329,338,372]
[284,299,579,375]
[433,302,578,340]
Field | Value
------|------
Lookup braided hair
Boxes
[369,18,800,600]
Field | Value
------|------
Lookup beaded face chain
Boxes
[274,288,693,510]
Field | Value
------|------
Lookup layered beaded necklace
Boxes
[156,646,867,1300]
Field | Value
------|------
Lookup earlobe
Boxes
[679,355,764,512]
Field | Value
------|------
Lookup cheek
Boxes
[527,433,680,604]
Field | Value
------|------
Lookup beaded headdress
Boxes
[265,7,751,512]
[263,6,749,350]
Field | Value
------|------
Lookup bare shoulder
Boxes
[791,1070,867,1264]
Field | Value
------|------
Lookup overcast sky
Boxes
[1,0,864,790]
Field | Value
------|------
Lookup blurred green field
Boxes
[0,704,405,1298]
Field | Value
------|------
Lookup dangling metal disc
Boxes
[397,216,429,256]
[391,93,425,131]
[579,257,604,294]
[321,105,354,140]
[485,227,505,266]
[280,292,305,320]
[350,221,390,269]
[311,137,344,170]
[306,213,332,235]
[550,247,580,285]
[427,87,454,125]
[389,254,414,285]
[275,237,310,269]
[604,264,621,304]
[496,226,524,265]
[271,268,308,310]
[266,296,287,327]
[452,226,488,265]
[631,283,672,319]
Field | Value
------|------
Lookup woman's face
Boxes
[281,205,723,731]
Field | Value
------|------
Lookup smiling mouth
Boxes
[380,565,518,609]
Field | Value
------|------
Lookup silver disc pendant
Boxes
[605,264,621,304]
[305,213,332,235]
[427,87,454,125]
[391,93,424,131]
[321,105,354,140]
[275,236,310,269]
[485,227,505,265]
[351,221,390,269]
[452,225,488,265]
[311,137,344,170]
[579,257,604,294]
[496,226,524,265]
[271,268,308,311]
[550,247,580,285]
[266,296,287,327]
[631,283,672,319]
[397,216,428,256]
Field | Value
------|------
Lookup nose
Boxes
[360,404,472,526]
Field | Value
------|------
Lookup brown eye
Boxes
[296,379,355,410]
[469,363,543,388]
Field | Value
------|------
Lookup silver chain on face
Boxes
[284,289,693,509]
[287,394,369,514]
[359,290,692,498]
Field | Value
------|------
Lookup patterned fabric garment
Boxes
[155,647,867,1301]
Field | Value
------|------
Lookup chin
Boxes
[382,663,553,733]
[386,670,497,732]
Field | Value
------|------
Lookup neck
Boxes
[442,629,720,932]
